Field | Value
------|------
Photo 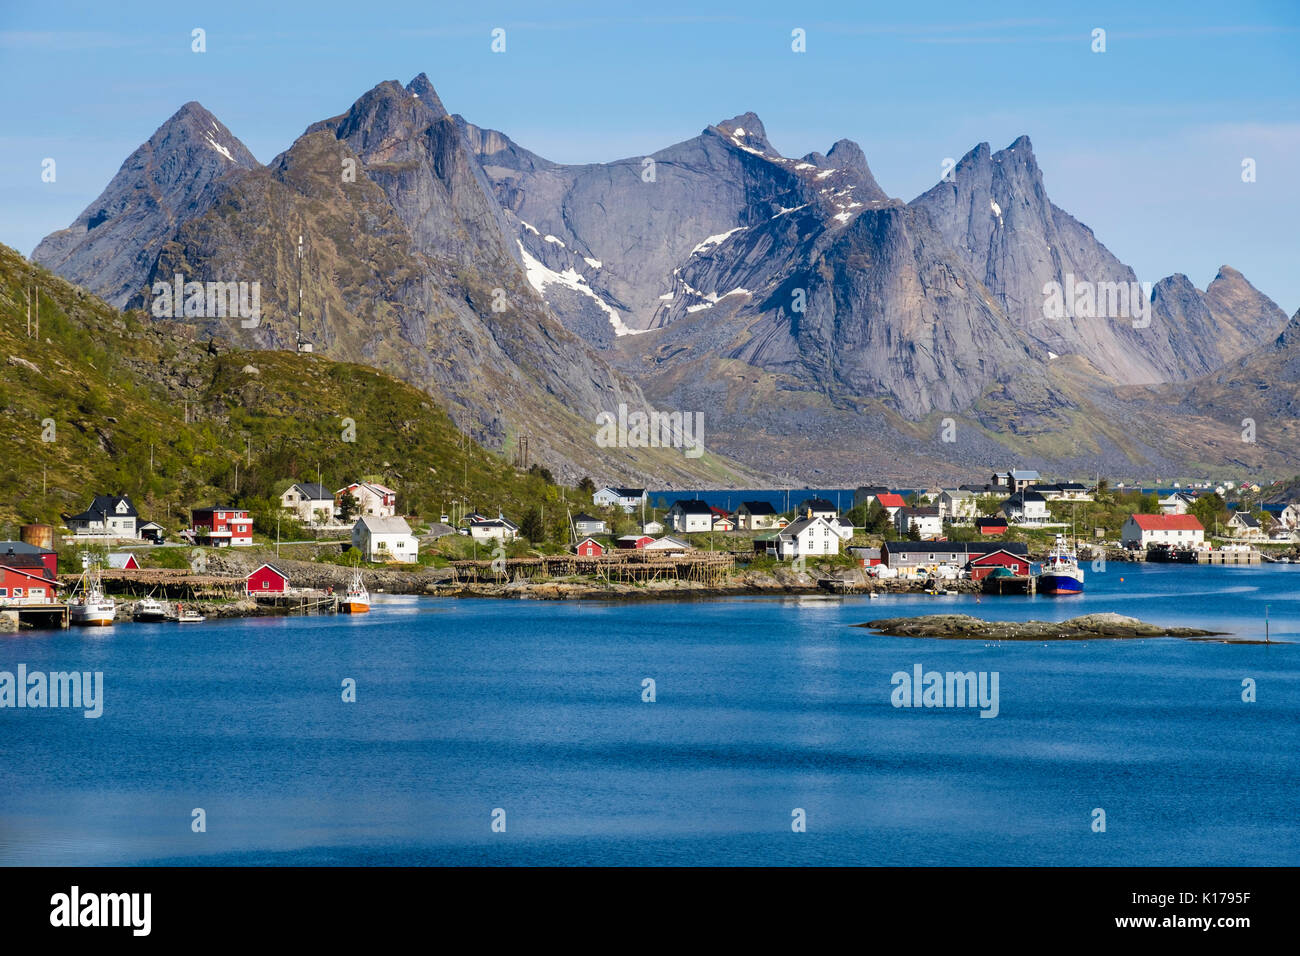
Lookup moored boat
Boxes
[1038,534,1085,595]
[132,595,169,622]
[70,564,117,626]
[175,603,205,623]
[340,570,370,613]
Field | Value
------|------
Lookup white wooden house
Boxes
[352,516,419,562]
[592,487,647,513]
[1120,514,1205,549]
[666,500,713,534]
[337,482,397,518]
[280,482,335,525]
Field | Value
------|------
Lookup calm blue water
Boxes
[1,563,1297,866]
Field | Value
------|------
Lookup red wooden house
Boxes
[245,563,290,595]
[0,554,60,604]
[975,516,1008,536]
[575,537,604,557]
[968,549,1031,581]
[192,506,254,546]
[0,542,57,578]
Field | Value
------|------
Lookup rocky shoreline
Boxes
[856,613,1235,641]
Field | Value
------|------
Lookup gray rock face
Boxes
[32,102,259,308]
[458,110,888,340]
[29,74,1295,484]
[910,139,1285,384]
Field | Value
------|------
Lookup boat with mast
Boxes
[340,568,370,613]
[69,559,116,625]
[1038,533,1085,595]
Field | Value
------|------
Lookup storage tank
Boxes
[20,523,54,550]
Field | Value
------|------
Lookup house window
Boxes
[12,588,22,597]
[0,588,6,597]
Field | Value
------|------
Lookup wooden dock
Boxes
[982,573,1036,595]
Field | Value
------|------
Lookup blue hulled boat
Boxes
[1038,535,1085,594]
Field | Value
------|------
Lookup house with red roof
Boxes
[1120,513,1205,550]
[874,493,906,518]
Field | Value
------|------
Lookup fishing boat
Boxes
[132,595,169,622]
[175,604,205,623]
[69,563,116,626]
[1038,534,1085,595]
[340,570,370,613]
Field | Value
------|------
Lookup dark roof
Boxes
[291,482,332,499]
[899,506,940,517]
[855,485,889,495]
[670,499,713,515]
[614,487,646,498]
[975,516,1008,527]
[66,493,138,521]
[0,552,48,569]
[1233,511,1261,528]
[960,483,998,493]
[572,513,604,523]
[0,540,55,555]
[1004,490,1047,505]
[883,541,1028,556]
[797,497,836,511]
[739,500,777,515]
[192,505,246,515]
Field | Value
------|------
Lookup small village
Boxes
[2,467,1297,630]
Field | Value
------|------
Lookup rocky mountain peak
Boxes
[825,137,888,201]
[405,73,449,119]
[30,100,259,307]
[712,112,771,150]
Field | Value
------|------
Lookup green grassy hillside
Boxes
[0,243,575,536]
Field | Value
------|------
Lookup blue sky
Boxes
[2,0,1297,311]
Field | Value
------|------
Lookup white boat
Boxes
[340,570,370,613]
[175,604,205,623]
[70,565,116,626]
[133,595,169,622]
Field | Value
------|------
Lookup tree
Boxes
[1189,492,1227,531]
[337,491,358,524]
[905,522,922,541]
[520,506,545,542]
[577,476,596,496]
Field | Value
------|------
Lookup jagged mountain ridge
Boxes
[31,77,761,487]
[29,73,1296,482]
[32,102,258,309]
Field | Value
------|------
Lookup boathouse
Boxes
[575,537,604,557]
[968,549,1032,581]
[245,563,290,595]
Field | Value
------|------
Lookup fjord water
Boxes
[1,563,1296,866]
